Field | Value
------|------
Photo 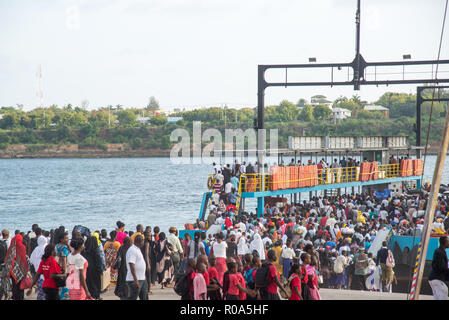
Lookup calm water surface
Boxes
[0,155,446,234]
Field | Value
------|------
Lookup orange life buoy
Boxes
[207,176,214,189]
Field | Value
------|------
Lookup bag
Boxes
[19,274,32,290]
[280,274,294,299]
[101,267,111,291]
[54,274,67,288]
[72,225,91,238]
[255,262,271,288]
[386,250,395,268]
[174,270,191,296]
[333,258,343,274]
[0,239,7,264]
[244,268,255,285]
[355,253,368,270]
[301,282,310,300]
[317,275,323,284]
[66,264,80,290]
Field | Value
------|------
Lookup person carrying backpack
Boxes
[255,249,288,300]
[353,248,369,290]
[175,258,196,300]
[376,241,394,292]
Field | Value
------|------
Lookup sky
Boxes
[0,0,448,111]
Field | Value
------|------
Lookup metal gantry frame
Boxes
[416,86,449,157]
[255,0,449,216]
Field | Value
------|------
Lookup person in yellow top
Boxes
[356,211,366,224]
[272,240,284,276]
[130,224,144,244]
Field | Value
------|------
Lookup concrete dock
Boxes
[25,285,433,300]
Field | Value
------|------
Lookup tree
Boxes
[312,105,332,121]
[298,105,314,122]
[296,98,307,108]
[116,110,137,127]
[333,97,359,111]
[351,94,362,107]
[277,100,299,122]
[357,110,384,120]
[146,96,160,111]
[151,114,168,126]
[376,92,415,118]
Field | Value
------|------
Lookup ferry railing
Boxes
[220,163,407,193]
[318,166,360,185]
[379,163,400,179]
[239,173,263,193]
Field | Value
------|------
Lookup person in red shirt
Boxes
[207,255,222,300]
[319,216,327,227]
[225,261,255,300]
[27,244,65,300]
[224,215,233,229]
[260,250,288,300]
[288,263,302,300]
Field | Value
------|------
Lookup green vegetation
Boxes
[0,89,447,154]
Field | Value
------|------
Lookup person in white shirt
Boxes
[237,234,249,257]
[213,162,221,174]
[215,171,224,185]
[338,240,351,255]
[249,233,265,260]
[212,233,228,283]
[262,233,272,247]
[125,235,148,300]
[216,214,225,226]
[240,162,246,175]
[379,209,388,221]
[167,227,184,277]
[225,181,233,194]
[235,220,246,233]
[281,239,296,278]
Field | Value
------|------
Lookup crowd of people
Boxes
[0,222,186,300]
[1,157,449,301]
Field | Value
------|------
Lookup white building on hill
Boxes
[332,107,352,120]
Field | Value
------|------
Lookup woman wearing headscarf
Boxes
[82,236,103,299]
[249,233,266,261]
[4,234,30,300]
[155,232,174,289]
[92,232,106,271]
[114,236,131,299]
[29,235,47,300]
